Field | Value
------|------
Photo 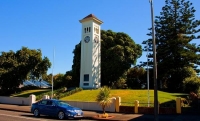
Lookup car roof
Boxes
[42,99,59,101]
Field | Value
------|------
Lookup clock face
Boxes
[84,36,90,43]
[94,35,99,43]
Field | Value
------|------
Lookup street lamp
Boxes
[149,0,158,121]
[51,48,55,99]
[146,41,150,107]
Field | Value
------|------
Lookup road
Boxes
[0,110,91,121]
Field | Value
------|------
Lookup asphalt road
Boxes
[0,110,92,121]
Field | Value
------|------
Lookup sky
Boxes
[0,0,200,75]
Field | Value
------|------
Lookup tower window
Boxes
[97,27,99,34]
[83,83,89,86]
[84,74,89,81]
[84,27,91,33]
[94,26,99,34]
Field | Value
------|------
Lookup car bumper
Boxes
[65,112,83,118]
[74,115,83,118]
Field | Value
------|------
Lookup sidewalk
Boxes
[0,104,200,121]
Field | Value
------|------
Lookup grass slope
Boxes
[61,89,188,106]
[11,89,188,106]
[11,89,50,97]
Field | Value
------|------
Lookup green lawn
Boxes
[11,89,188,106]
[60,89,188,106]
[11,89,50,97]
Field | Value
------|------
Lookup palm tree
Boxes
[96,86,112,114]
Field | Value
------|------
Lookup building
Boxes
[79,14,103,89]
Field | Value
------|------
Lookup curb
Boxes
[0,107,115,121]
[0,108,30,113]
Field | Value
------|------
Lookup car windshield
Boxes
[56,101,70,107]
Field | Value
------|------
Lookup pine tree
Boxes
[142,0,200,92]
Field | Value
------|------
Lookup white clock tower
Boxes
[79,14,103,89]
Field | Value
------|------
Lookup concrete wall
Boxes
[0,94,36,106]
[0,95,117,112]
[65,97,116,112]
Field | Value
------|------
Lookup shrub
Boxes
[187,91,198,106]
[96,86,112,114]
[36,87,82,100]
[183,76,200,93]
[112,78,127,89]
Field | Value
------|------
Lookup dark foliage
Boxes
[141,0,200,92]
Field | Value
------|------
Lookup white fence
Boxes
[0,95,117,112]
[0,95,36,106]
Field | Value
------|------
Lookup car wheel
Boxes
[33,109,40,117]
[58,111,65,120]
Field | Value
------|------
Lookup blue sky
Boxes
[0,0,200,75]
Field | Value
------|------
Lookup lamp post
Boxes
[51,48,55,99]
[146,41,150,107]
[149,0,158,121]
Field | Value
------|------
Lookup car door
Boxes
[38,100,48,115]
[45,100,58,116]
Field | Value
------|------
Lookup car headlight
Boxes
[74,110,82,113]
[67,110,75,113]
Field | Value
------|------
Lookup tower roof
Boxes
[79,14,103,25]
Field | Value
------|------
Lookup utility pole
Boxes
[147,41,150,107]
[149,0,158,121]
[52,48,55,99]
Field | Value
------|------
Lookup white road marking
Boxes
[0,113,47,121]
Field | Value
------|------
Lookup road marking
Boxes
[0,113,47,121]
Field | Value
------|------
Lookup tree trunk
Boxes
[102,105,105,114]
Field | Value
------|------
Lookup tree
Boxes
[112,77,127,89]
[0,50,19,91]
[63,70,73,87]
[183,67,200,93]
[141,0,200,92]
[71,30,142,87]
[101,30,142,86]
[0,47,51,92]
[52,71,73,89]
[96,86,112,115]
[53,73,65,89]
[43,73,53,84]
[43,71,73,89]
[126,67,146,89]
[71,43,81,87]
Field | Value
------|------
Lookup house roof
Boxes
[82,14,97,19]
[79,14,103,24]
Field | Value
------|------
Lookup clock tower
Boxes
[79,14,103,89]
